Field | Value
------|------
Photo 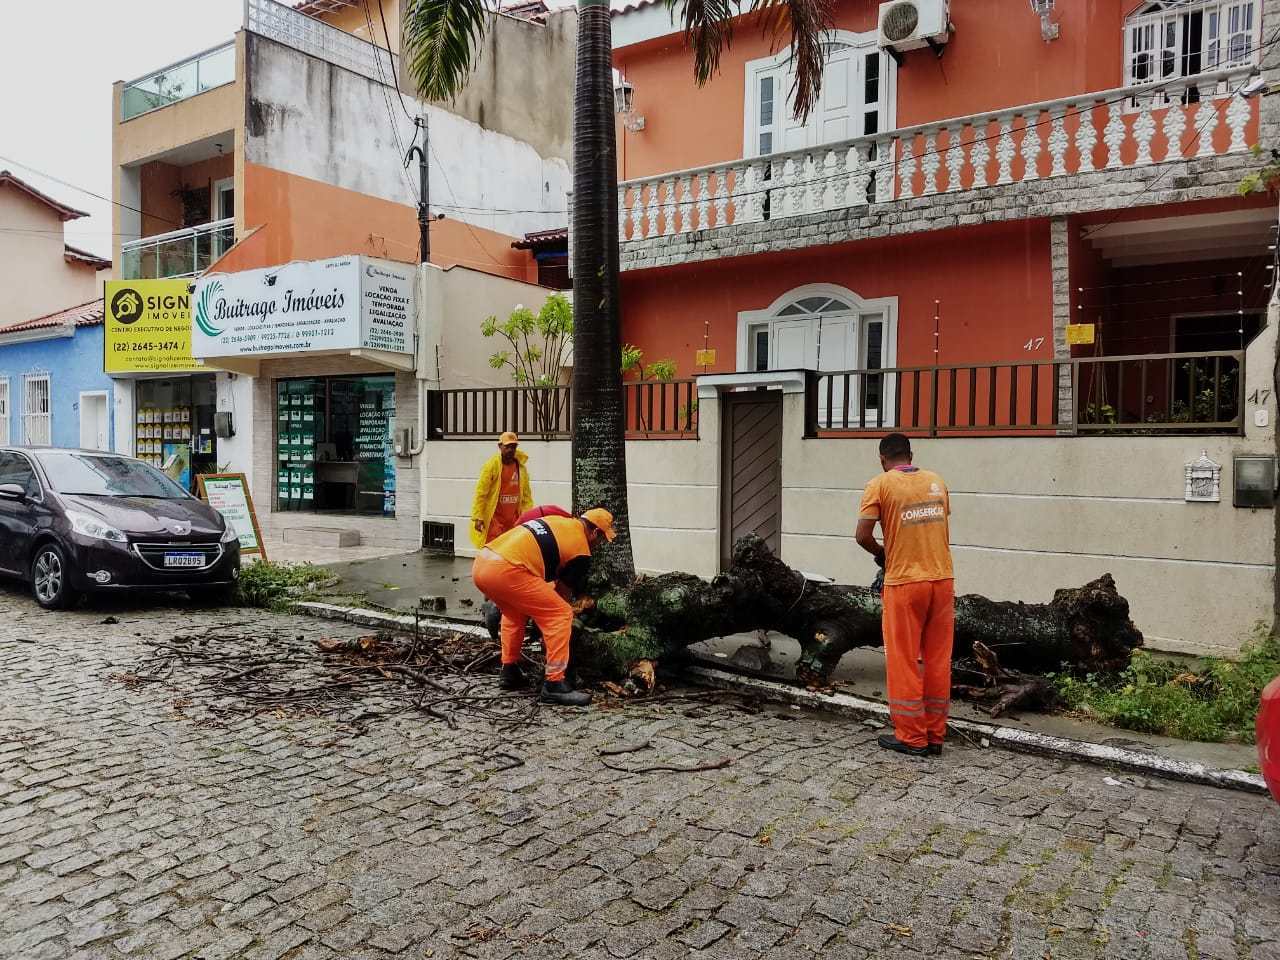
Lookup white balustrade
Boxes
[613,67,1256,244]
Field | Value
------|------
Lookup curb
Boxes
[688,666,1267,795]
[290,601,1266,796]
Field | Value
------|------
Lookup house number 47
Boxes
[1023,337,1045,351]
[1248,389,1271,405]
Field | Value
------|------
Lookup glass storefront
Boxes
[275,375,396,516]
[134,374,217,493]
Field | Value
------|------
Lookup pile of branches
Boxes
[116,624,543,732]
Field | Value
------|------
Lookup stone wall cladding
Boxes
[620,154,1271,273]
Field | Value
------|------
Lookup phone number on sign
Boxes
[112,341,182,352]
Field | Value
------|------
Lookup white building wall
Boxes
[244,34,568,241]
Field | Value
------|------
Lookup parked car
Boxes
[1261,673,1280,805]
[0,447,239,609]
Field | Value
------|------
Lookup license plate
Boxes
[163,553,205,568]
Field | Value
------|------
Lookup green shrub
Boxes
[1050,627,1280,743]
[235,560,333,609]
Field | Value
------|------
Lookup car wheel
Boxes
[31,543,78,611]
[190,584,237,607]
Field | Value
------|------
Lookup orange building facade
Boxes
[611,0,1277,432]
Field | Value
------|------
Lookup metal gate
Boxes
[720,391,783,569]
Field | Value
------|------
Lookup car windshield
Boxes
[37,453,189,499]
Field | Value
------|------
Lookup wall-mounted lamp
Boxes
[1030,0,1059,41]
[613,77,645,133]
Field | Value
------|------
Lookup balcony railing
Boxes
[806,350,1244,437]
[617,67,1257,242]
[121,42,236,120]
[120,219,235,281]
[246,0,399,89]
[428,381,700,440]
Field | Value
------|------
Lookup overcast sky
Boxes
[0,1,245,259]
[0,0,634,261]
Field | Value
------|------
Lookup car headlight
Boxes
[220,524,238,544]
[66,510,127,543]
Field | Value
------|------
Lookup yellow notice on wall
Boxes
[695,348,717,367]
[104,279,205,374]
[1066,323,1096,346]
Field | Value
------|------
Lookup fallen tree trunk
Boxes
[575,535,1143,697]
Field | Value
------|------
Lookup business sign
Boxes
[104,279,205,374]
[197,473,266,559]
[191,256,413,360]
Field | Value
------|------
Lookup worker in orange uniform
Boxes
[472,508,617,706]
[470,432,534,549]
[855,433,954,758]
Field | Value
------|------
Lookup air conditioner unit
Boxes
[877,0,951,53]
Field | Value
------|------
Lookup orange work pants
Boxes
[472,552,572,681]
[882,579,955,748]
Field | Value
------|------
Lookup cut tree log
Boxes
[574,535,1143,697]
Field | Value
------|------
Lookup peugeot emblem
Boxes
[166,521,192,536]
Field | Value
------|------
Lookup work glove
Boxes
[871,568,884,596]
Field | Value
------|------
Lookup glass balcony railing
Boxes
[120,219,235,280]
[121,42,236,120]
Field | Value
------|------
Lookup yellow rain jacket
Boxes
[470,450,533,548]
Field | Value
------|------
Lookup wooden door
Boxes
[720,391,783,570]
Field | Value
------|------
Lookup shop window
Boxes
[134,374,217,492]
[275,375,396,517]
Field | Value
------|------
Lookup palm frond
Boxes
[749,0,835,122]
[667,0,738,87]
[402,0,494,102]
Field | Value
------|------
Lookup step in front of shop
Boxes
[281,527,363,548]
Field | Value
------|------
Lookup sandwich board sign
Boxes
[197,473,266,560]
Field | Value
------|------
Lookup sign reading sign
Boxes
[104,279,205,374]
[197,473,266,559]
[191,256,413,360]
[1066,323,1096,346]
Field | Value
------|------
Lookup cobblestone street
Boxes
[1,591,1279,960]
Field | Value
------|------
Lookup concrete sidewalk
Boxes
[308,548,1261,787]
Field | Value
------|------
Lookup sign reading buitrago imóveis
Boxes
[104,279,206,374]
[191,256,413,360]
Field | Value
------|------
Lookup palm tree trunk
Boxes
[572,0,633,584]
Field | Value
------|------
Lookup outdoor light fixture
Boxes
[613,76,645,132]
[1030,0,1059,40]
[1234,455,1277,508]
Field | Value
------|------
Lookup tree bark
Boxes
[571,0,634,585]
[574,535,1143,686]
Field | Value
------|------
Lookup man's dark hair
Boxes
[879,433,912,460]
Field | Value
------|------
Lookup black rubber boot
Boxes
[499,663,527,690]
[927,743,944,757]
[877,734,929,757]
[539,679,592,707]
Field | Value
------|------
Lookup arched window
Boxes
[1125,1,1258,88]
[737,284,898,421]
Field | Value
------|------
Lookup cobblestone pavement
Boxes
[2,590,1279,960]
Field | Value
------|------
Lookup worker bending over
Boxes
[472,508,617,706]
[856,433,955,757]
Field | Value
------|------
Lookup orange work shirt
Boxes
[487,461,523,540]
[488,515,592,582]
[859,466,953,586]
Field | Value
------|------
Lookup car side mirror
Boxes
[0,483,25,501]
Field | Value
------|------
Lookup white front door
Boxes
[79,393,109,451]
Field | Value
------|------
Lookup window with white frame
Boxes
[23,374,50,446]
[745,32,894,158]
[0,379,9,445]
[1125,1,1259,87]
[740,285,898,424]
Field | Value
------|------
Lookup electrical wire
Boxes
[0,154,185,230]
[374,0,416,122]
[361,0,420,202]
[428,143,521,268]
